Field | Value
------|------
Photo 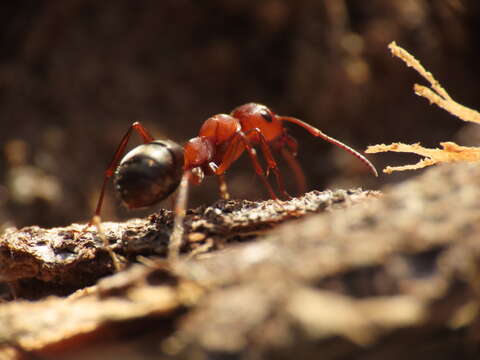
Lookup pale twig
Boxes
[367,43,480,173]
[389,41,480,124]
[413,84,480,124]
[366,142,480,173]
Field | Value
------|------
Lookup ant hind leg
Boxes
[87,122,155,227]
[91,215,124,272]
[168,171,190,262]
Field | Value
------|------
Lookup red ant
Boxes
[90,103,377,260]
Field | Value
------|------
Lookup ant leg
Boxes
[89,122,155,225]
[280,147,307,196]
[91,215,124,272]
[244,128,290,200]
[217,131,278,200]
[207,162,230,200]
[169,170,190,262]
[215,134,246,175]
[217,174,230,200]
[280,116,378,177]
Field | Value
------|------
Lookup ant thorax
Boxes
[183,137,215,170]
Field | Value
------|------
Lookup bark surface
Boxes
[1,163,480,359]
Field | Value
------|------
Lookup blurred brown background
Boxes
[0,0,478,228]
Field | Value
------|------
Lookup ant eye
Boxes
[260,110,273,123]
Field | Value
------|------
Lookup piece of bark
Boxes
[175,163,480,359]
[2,163,480,359]
[0,188,376,298]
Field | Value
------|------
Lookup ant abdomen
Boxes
[114,140,184,209]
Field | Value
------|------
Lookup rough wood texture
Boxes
[1,163,480,359]
[0,189,375,298]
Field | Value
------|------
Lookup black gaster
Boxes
[114,140,184,208]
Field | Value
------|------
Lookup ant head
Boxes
[114,140,184,208]
[231,103,277,124]
[231,103,284,141]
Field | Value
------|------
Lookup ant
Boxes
[89,103,378,261]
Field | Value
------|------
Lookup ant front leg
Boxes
[89,122,155,225]
[274,133,307,196]
[279,147,307,196]
[216,131,279,200]
[244,128,290,200]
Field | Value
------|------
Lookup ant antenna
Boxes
[281,116,378,177]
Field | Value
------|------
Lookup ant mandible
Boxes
[90,103,378,260]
